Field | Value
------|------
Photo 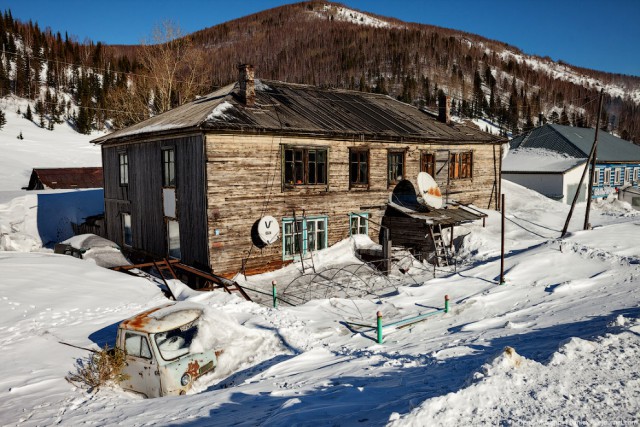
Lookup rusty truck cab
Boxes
[116,302,217,398]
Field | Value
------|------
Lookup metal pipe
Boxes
[272,280,278,308]
[382,309,444,329]
[376,311,383,344]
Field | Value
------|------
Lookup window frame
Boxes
[604,168,611,185]
[387,150,405,186]
[122,212,132,247]
[124,331,153,360]
[421,151,436,177]
[624,167,631,184]
[167,219,181,259]
[634,167,640,182]
[592,168,600,185]
[162,147,176,188]
[449,151,473,180]
[349,148,369,188]
[283,146,328,187]
[281,216,328,260]
[614,168,622,185]
[118,151,129,186]
[349,212,369,236]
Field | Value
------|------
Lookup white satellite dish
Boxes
[257,216,280,245]
[417,172,443,208]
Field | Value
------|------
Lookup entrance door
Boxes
[120,331,161,397]
[435,150,450,204]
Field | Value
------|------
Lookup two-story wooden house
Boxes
[92,65,504,276]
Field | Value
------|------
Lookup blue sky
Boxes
[3,0,639,76]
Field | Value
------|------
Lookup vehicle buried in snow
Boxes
[116,302,218,397]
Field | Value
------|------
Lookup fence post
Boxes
[272,280,277,308]
[376,311,383,344]
[444,294,450,313]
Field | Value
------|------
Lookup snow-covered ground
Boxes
[0,96,101,193]
[1,177,639,425]
[1,93,640,425]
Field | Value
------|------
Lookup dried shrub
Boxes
[66,346,129,392]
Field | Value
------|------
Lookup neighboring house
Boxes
[502,148,587,204]
[25,167,103,190]
[92,65,504,277]
[510,124,640,199]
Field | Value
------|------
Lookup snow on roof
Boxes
[120,302,204,334]
[502,147,586,173]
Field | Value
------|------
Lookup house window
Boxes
[387,151,405,185]
[162,148,176,187]
[604,168,611,185]
[122,213,132,247]
[634,167,640,182]
[421,152,436,177]
[284,147,327,186]
[592,168,600,185]
[624,168,631,184]
[119,152,129,186]
[349,213,369,236]
[614,168,622,185]
[449,151,473,179]
[167,220,181,259]
[282,216,328,259]
[349,149,369,186]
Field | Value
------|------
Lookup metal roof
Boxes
[510,124,640,163]
[120,302,204,334]
[502,148,587,174]
[26,167,103,190]
[93,80,502,145]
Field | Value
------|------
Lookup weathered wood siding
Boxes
[205,133,501,276]
[102,134,208,267]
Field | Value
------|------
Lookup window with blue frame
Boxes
[349,213,369,236]
[282,216,327,259]
[592,168,600,185]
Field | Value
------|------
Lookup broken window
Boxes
[167,220,181,259]
[119,152,129,186]
[154,320,198,361]
[387,151,405,185]
[162,148,176,187]
[122,213,132,247]
[349,149,369,186]
[284,147,327,186]
[421,152,436,177]
[449,151,473,180]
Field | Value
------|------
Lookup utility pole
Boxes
[584,90,605,230]
[561,89,604,237]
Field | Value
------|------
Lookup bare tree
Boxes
[139,21,210,114]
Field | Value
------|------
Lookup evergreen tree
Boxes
[560,109,570,125]
[25,104,33,121]
[17,131,23,140]
[0,109,6,129]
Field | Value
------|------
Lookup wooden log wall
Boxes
[205,133,501,276]
[102,134,209,267]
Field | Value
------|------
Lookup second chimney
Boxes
[238,64,255,107]
[438,93,451,124]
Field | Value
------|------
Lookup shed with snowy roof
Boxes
[502,148,587,204]
[92,65,504,276]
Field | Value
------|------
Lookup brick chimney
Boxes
[438,93,451,124]
[238,64,255,107]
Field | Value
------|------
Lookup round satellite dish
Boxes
[417,172,443,208]
[257,216,280,245]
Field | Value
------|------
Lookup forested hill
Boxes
[1,1,639,142]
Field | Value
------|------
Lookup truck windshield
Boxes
[154,320,199,361]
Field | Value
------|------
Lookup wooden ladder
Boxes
[428,224,450,267]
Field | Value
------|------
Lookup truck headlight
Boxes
[181,373,191,387]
